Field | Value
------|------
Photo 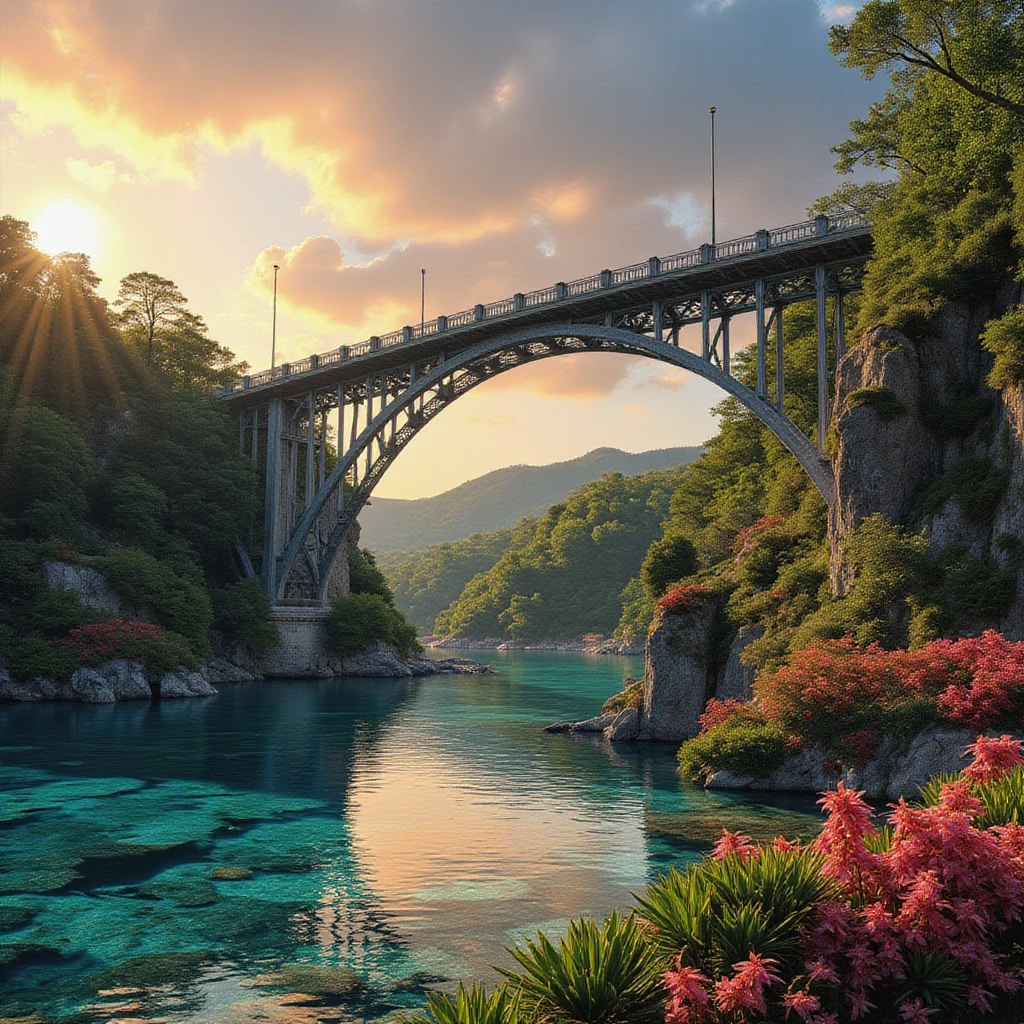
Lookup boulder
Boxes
[159,670,218,698]
[569,712,617,733]
[69,668,117,704]
[639,602,716,741]
[716,625,763,701]
[605,707,640,742]
[101,660,152,700]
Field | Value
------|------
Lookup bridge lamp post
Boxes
[271,263,280,371]
[710,106,717,248]
[420,268,426,331]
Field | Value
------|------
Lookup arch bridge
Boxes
[221,214,871,605]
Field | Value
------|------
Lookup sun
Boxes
[33,200,104,258]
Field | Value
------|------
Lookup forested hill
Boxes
[424,467,686,640]
[359,446,702,552]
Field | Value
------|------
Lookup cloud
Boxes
[620,402,648,416]
[648,193,707,239]
[647,371,688,390]
[1,0,880,251]
[817,2,860,23]
[65,157,121,191]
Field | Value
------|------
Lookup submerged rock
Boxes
[252,963,365,997]
[210,865,253,881]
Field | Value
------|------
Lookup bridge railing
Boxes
[226,213,868,394]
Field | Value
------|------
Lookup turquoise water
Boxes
[0,651,821,1022]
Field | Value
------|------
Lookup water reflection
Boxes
[0,653,822,1021]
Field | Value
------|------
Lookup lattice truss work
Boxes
[236,257,865,604]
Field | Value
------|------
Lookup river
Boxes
[0,651,821,1022]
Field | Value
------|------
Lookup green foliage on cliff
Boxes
[846,385,908,420]
[433,469,685,640]
[327,593,420,659]
[0,217,274,680]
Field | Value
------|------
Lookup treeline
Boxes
[0,216,277,680]
[426,468,686,640]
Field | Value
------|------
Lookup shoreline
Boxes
[423,635,644,656]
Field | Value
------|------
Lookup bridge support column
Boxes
[262,397,284,597]
[755,279,767,399]
[774,304,785,414]
[816,264,828,453]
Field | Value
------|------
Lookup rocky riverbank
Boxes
[425,635,644,655]
[0,647,491,705]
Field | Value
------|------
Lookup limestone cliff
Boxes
[830,289,1024,637]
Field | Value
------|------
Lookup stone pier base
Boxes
[257,605,337,678]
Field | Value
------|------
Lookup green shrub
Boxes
[938,550,1016,619]
[640,533,698,600]
[212,579,280,650]
[408,983,519,1024]
[913,456,1006,525]
[637,846,835,973]
[348,547,394,602]
[846,386,908,420]
[6,636,77,681]
[920,765,1024,827]
[678,718,790,781]
[328,593,420,658]
[601,676,643,714]
[99,547,213,654]
[503,912,665,1024]
[982,307,1024,390]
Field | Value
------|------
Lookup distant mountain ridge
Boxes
[359,446,703,552]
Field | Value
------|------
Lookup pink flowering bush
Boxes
[61,618,196,672]
[682,631,1024,781]
[658,584,714,615]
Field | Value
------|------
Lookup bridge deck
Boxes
[221,214,871,409]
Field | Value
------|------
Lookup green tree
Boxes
[830,1,1024,119]
[640,533,698,600]
[115,271,245,388]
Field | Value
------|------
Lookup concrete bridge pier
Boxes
[251,604,338,679]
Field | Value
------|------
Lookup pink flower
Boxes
[714,953,781,1015]
[898,997,937,1022]
[963,735,1024,784]
[783,989,820,1020]
[712,829,759,863]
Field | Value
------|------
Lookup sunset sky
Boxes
[1,0,879,498]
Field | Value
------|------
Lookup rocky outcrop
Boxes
[0,660,219,703]
[638,604,717,741]
[201,657,259,683]
[158,670,217,698]
[42,560,122,616]
[705,726,977,802]
[829,294,1024,631]
[604,707,640,741]
[717,625,763,702]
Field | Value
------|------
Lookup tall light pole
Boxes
[710,106,717,248]
[271,263,280,371]
[420,267,426,331]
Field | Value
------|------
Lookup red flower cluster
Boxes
[61,618,164,664]
[731,515,785,560]
[756,631,1024,735]
[657,584,713,615]
[698,697,753,733]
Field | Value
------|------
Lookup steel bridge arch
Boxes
[273,322,834,604]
